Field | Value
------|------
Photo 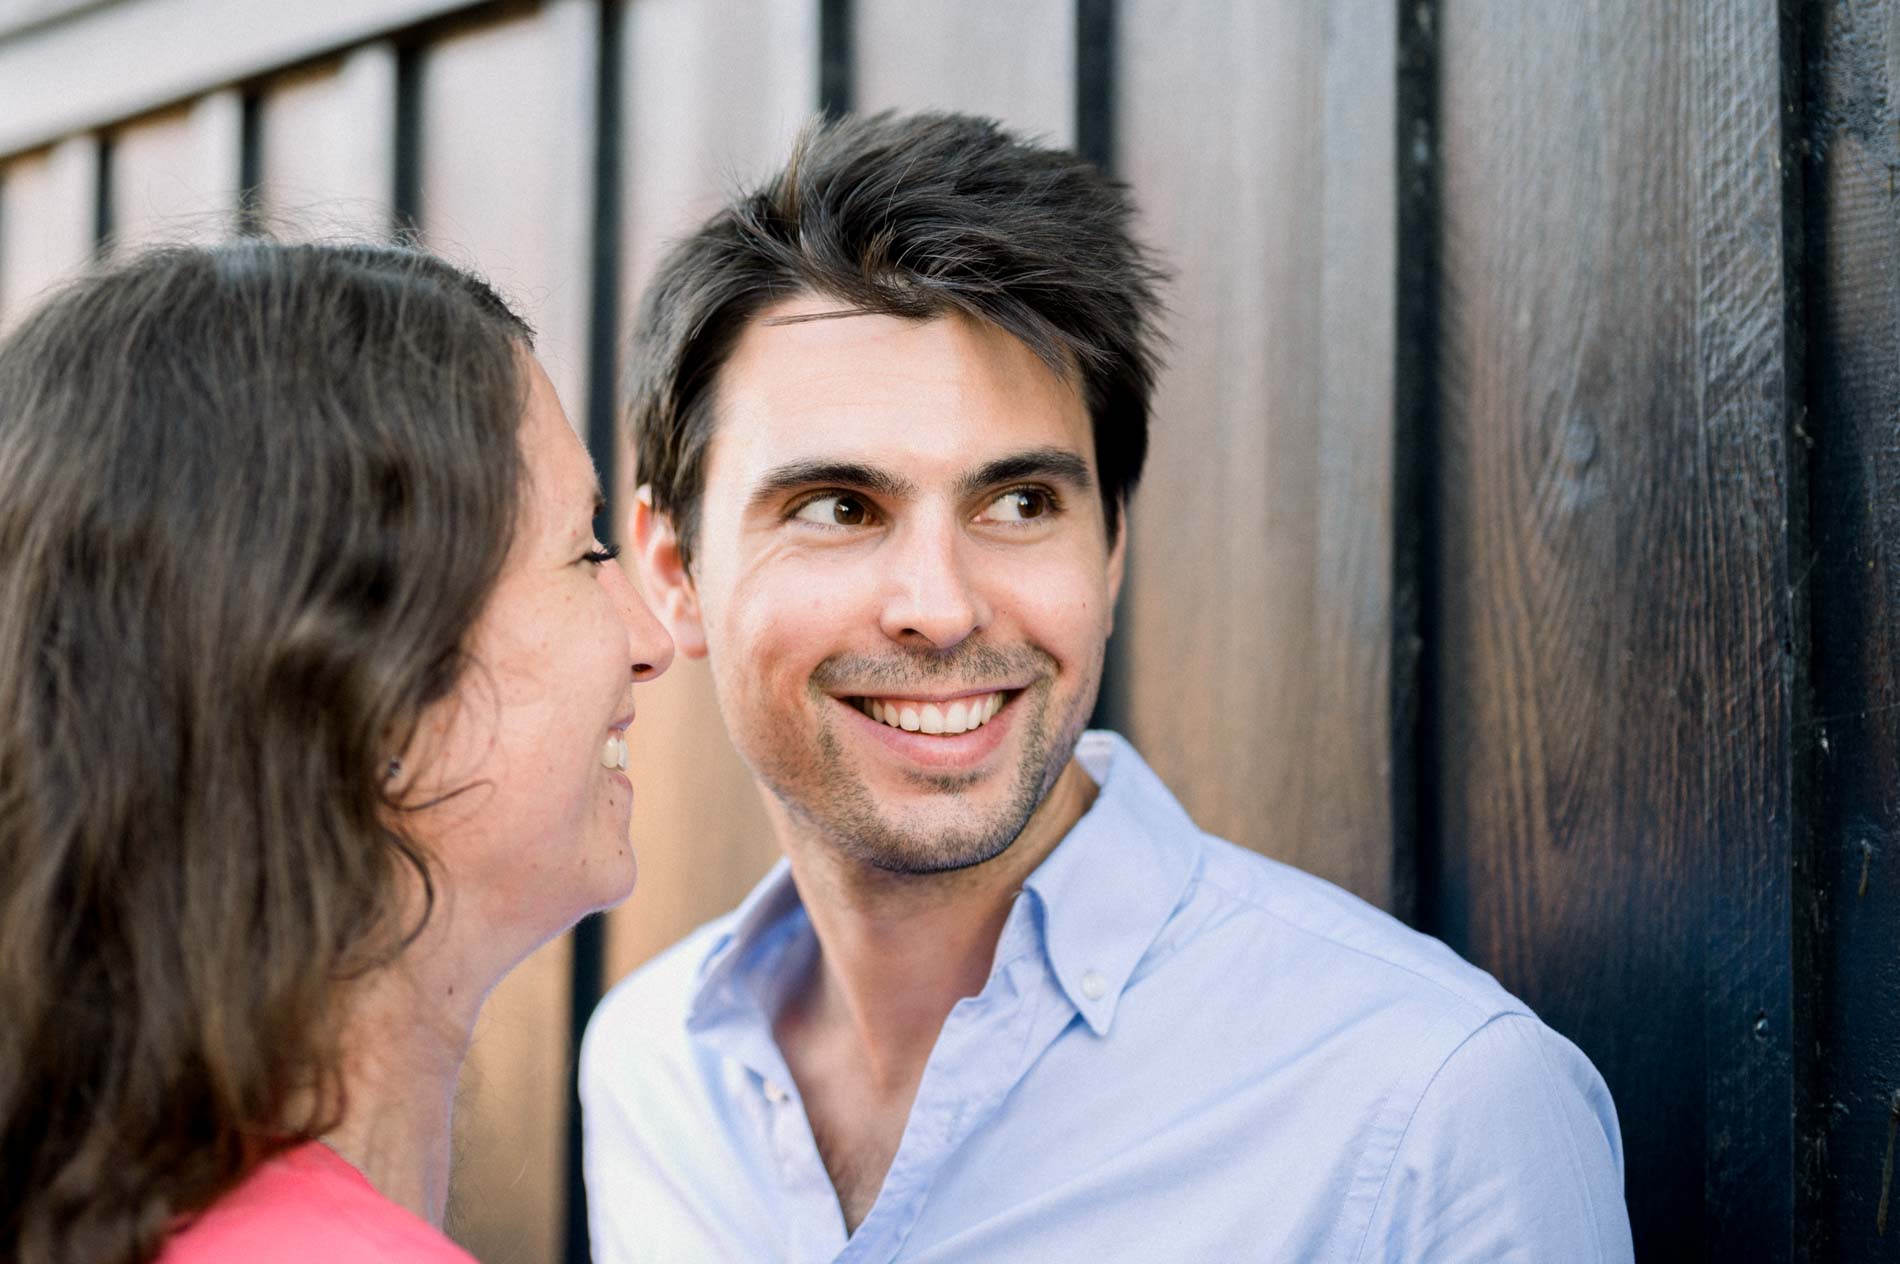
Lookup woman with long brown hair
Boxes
[0,241,673,1263]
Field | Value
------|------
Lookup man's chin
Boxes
[844,821,1022,876]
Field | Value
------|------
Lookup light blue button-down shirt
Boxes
[582,732,1633,1262]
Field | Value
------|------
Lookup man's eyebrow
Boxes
[747,460,918,510]
[956,448,1095,499]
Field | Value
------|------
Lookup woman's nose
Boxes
[604,556,674,681]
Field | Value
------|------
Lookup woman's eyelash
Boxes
[582,542,622,565]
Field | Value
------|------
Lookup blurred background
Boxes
[2,1,1895,1260]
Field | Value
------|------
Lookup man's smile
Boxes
[824,685,1031,775]
[846,689,1017,734]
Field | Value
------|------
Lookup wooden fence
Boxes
[1,1,1892,1259]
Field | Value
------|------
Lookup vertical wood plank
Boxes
[1430,1,1798,1256]
[255,43,398,240]
[853,0,1074,144]
[602,0,819,987]
[1798,0,1900,1256]
[1117,1,1344,884]
[413,6,599,1260]
[1311,0,1400,906]
[0,134,97,332]
[106,90,243,249]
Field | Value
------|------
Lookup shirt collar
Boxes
[686,856,803,1036]
[1020,730,1200,1035]
[684,730,1201,1040]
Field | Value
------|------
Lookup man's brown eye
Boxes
[793,493,872,526]
[984,488,1052,522]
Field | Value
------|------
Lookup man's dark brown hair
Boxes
[628,110,1167,568]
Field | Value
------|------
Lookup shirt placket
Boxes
[747,1064,849,1263]
[833,912,1074,1264]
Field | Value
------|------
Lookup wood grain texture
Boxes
[0,0,476,155]
[1797,0,1900,1255]
[599,0,818,989]
[105,90,243,249]
[853,0,1073,145]
[0,133,96,331]
[413,5,599,1260]
[1118,0,1349,882]
[1311,0,1399,907]
[1431,1,1797,1255]
[255,43,399,239]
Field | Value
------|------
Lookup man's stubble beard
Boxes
[730,640,1103,876]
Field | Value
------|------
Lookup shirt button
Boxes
[764,1081,788,1104]
[1080,971,1108,1001]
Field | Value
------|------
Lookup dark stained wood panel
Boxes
[1431,2,1799,1256]
[0,134,97,331]
[255,44,398,239]
[106,92,243,249]
[601,0,818,988]
[1117,0,1336,880]
[414,5,600,1260]
[1798,0,1900,1255]
[853,0,1073,145]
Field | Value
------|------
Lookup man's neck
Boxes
[769,756,1099,1231]
[775,755,1100,1098]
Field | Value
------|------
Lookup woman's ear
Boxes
[629,486,708,659]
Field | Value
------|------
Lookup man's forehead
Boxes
[705,296,1091,485]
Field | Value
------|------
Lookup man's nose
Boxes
[877,519,989,650]
[603,557,674,681]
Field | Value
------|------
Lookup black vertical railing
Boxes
[562,0,626,1260]
[1389,0,1438,934]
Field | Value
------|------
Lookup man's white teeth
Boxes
[861,691,1005,735]
[600,733,629,771]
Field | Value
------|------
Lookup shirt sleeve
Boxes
[1354,1012,1634,1263]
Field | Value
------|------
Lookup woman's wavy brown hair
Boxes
[0,241,533,1264]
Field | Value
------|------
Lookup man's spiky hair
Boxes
[627,109,1167,568]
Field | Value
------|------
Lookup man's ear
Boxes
[629,485,708,660]
[1105,502,1128,635]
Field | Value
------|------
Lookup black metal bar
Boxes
[1389,0,1439,931]
[819,0,853,118]
[563,2,625,1260]
[92,131,112,256]
[1074,0,1115,173]
[237,88,263,236]
[391,41,423,241]
[1076,0,1124,734]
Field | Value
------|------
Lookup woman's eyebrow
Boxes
[746,460,917,510]
[956,448,1094,498]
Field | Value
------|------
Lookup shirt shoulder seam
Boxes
[1344,1011,1510,1264]
[1343,1011,1605,1264]
[1187,860,1523,1027]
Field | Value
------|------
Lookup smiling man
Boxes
[581,112,1633,1263]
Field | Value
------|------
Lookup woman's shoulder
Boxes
[155,1143,477,1264]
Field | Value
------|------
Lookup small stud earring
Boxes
[385,758,402,781]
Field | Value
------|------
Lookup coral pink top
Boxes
[156,1142,476,1264]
